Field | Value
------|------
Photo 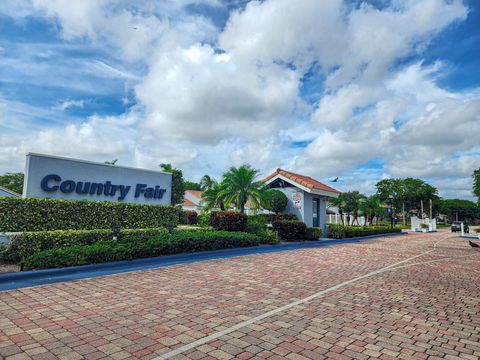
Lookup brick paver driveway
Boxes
[1,230,479,359]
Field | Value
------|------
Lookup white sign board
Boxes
[23,153,172,205]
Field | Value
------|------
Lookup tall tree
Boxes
[184,181,201,191]
[375,178,438,218]
[438,199,479,222]
[218,165,265,213]
[0,172,24,194]
[200,175,217,190]
[473,168,480,203]
[159,163,185,205]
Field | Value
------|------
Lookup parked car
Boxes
[451,221,469,233]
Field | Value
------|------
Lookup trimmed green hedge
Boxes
[0,197,180,232]
[305,227,323,240]
[23,231,261,270]
[328,225,401,239]
[7,228,171,261]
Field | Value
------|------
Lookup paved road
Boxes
[0,230,479,359]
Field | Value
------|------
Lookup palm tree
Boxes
[201,182,226,211]
[360,195,382,226]
[200,175,217,190]
[218,165,265,213]
[329,195,345,225]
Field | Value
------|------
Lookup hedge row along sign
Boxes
[23,153,172,205]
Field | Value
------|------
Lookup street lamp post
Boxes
[388,195,394,228]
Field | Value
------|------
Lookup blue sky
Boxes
[0,0,479,200]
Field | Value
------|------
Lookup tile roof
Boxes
[186,190,202,199]
[263,168,340,194]
[182,198,196,207]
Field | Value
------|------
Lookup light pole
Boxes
[388,194,394,228]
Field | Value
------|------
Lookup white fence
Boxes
[327,214,368,225]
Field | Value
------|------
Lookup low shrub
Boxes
[174,226,213,232]
[22,231,261,270]
[0,197,181,232]
[255,229,279,245]
[328,224,401,239]
[209,212,247,232]
[197,212,210,227]
[305,227,323,240]
[263,213,298,223]
[7,228,169,261]
[246,216,267,234]
[181,210,198,225]
[272,220,307,240]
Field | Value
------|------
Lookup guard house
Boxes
[263,169,340,231]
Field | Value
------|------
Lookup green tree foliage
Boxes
[341,191,366,225]
[184,181,201,191]
[104,159,118,165]
[328,195,346,225]
[0,172,24,194]
[438,199,479,222]
[473,168,480,202]
[218,165,265,213]
[262,189,288,214]
[160,163,185,205]
[360,195,386,225]
[375,178,438,216]
[200,175,217,190]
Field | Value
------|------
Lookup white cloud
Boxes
[0,0,478,200]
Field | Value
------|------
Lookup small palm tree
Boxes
[218,165,265,213]
[202,182,226,211]
[200,175,217,190]
[329,196,345,225]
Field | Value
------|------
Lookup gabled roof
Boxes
[263,168,339,197]
[186,190,202,199]
[0,186,20,197]
[183,198,197,207]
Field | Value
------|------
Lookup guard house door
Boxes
[312,198,320,227]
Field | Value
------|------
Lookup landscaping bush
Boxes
[7,228,169,261]
[272,220,307,240]
[197,212,210,227]
[248,213,297,225]
[255,229,279,245]
[305,227,323,240]
[180,210,198,225]
[261,189,288,214]
[209,212,247,232]
[246,215,267,234]
[0,197,181,232]
[328,224,401,239]
[263,213,298,223]
[22,231,261,270]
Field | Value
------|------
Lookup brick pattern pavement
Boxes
[1,231,479,359]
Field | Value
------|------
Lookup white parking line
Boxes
[154,234,460,359]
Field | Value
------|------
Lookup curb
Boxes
[0,232,405,291]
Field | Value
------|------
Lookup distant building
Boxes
[182,190,204,212]
[0,186,20,197]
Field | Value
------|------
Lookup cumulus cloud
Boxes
[1,0,478,199]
